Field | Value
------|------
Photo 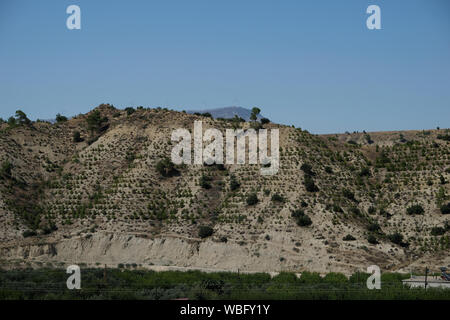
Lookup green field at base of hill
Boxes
[0,268,449,300]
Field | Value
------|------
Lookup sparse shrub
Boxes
[291,209,312,227]
[332,204,343,213]
[350,207,361,216]
[379,208,392,219]
[0,161,12,178]
[367,222,381,232]
[56,113,68,123]
[250,107,261,122]
[440,203,450,215]
[367,235,378,245]
[250,121,262,130]
[15,110,31,125]
[359,167,371,177]
[42,223,58,235]
[86,109,108,134]
[437,134,450,141]
[73,131,83,143]
[343,188,356,201]
[343,234,356,241]
[199,174,212,189]
[7,116,16,127]
[213,163,225,171]
[324,166,333,174]
[375,151,390,167]
[198,225,214,238]
[406,204,424,215]
[364,134,374,144]
[22,230,37,238]
[431,227,446,236]
[125,151,136,164]
[304,175,318,192]
[388,232,404,246]
[246,193,258,206]
[291,209,304,218]
[156,158,178,177]
[125,107,135,115]
[296,214,312,227]
[271,193,284,202]
[300,163,315,176]
[229,175,240,191]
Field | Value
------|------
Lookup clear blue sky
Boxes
[0,0,449,133]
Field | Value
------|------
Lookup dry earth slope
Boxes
[0,104,449,275]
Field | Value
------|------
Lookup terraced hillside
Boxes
[0,104,449,275]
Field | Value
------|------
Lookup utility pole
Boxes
[424,267,429,289]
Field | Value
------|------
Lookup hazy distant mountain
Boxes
[187,106,264,121]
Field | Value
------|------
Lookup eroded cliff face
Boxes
[1,233,293,271]
[0,231,393,275]
[2,230,450,275]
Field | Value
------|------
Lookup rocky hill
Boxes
[0,104,449,275]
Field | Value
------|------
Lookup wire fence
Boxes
[1,268,449,299]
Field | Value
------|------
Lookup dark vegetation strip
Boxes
[0,268,449,300]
